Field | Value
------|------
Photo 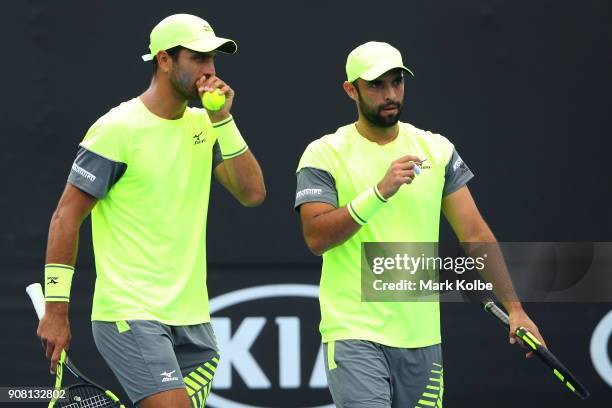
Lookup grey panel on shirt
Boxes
[67,146,127,199]
[295,167,338,210]
[212,141,223,169]
[443,148,474,196]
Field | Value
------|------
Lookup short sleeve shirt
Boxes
[295,122,473,347]
[68,98,226,325]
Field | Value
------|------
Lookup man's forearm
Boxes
[45,208,81,266]
[303,206,361,255]
[43,214,80,317]
[222,150,266,206]
[461,230,520,309]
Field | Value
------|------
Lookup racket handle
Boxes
[26,283,45,320]
[482,299,590,400]
[483,300,510,327]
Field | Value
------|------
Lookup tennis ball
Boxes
[202,90,226,111]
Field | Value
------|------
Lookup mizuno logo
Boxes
[160,370,179,382]
[47,277,58,285]
[71,163,96,182]
[193,132,206,145]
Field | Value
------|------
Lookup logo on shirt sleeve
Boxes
[296,188,323,200]
[452,156,469,173]
[452,158,463,171]
[71,163,97,182]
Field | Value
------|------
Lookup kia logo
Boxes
[208,284,334,408]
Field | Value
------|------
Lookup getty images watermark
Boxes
[361,242,612,302]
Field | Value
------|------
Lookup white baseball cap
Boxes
[346,41,413,82]
[141,14,237,62]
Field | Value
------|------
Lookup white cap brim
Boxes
[141,36,237,62]
[359,63,414,81]
[182,36,237,54]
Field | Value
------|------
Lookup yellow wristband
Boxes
[212,116,248,159]
[347,185,387,226]
[44,264,74,302]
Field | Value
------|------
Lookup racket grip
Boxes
[483,300,510,327]
[26,283,45,320]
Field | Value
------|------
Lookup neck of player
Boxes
[355,116,399,145]
[140,77,188,120]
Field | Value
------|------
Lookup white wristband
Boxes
[347,185,387,225]
[212,116,248,159]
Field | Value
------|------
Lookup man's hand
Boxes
[377,155,422,199]
[197,75,235,123]
[37,302,71,374]
[508,308,546,358]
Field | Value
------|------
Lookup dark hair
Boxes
[152,45,185,74]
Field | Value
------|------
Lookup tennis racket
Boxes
[26,283,126,408]
[483,299,590,400]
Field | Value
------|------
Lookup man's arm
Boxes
[197,75,266,207]
[38,184,97,373]
[300,202,360,256]
[213,153,266,207]
[299,155,421,255]
[442,185,546,356]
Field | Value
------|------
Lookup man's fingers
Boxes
[206,79,221,92]
[532,329,547,349]
[398,170,417,180]
[395,161,418,171]
[50,346,63,375]
[197,77,213,92]
[198,75,217,91]
[395,155,422,164]
[45,340,54,359]
[509,332,527,348]
[218,84,231,96]
[204,77,228,93]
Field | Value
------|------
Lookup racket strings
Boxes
[56,385,118,408]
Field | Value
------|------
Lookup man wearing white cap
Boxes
[295,41,545,407]
[37,14,265,407]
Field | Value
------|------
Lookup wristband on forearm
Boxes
[212,116,248,159]
[44,264,74,302]
[347,185,388,225]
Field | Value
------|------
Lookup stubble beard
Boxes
[170,68,199,100]
[358,95,402,128]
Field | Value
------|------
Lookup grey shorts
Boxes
[92,320,219,406]
[324,340,443,408]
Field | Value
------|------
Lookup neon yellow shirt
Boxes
[75,98,221,324]
[297,122,467,347]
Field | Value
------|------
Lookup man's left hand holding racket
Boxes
[506,303,547,358]
[35,284,72,375]
[28,283,125,408]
